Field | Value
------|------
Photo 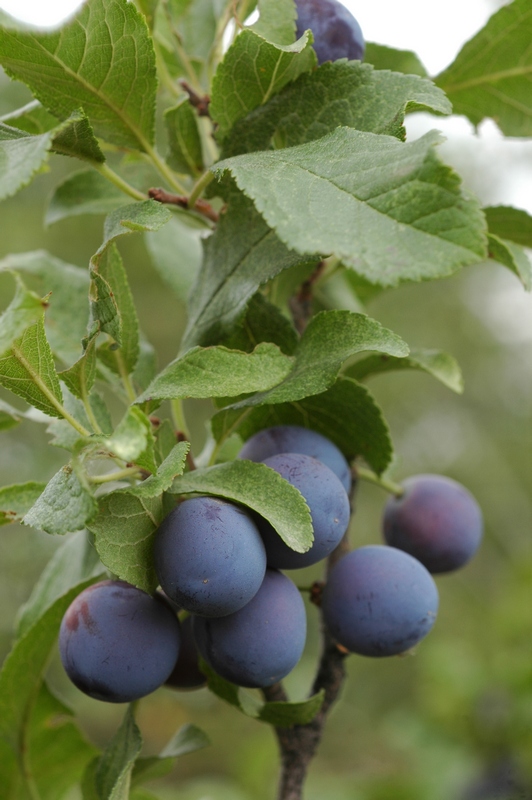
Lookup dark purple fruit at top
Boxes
[165,616,206,691]
[322,546,439,657]
[383,474,483,574]
[153,496,267,617]
[295,0,365,64]
[257,453,350,569]
[239,425,351,493]
[59,580,181,703]
[193,569,306,688]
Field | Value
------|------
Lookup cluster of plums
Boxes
[59,424,483,703]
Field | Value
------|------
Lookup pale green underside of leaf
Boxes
[102,406,156,470]
[59,330,98,398]
[488,233,532,291]
[0,0,157,150]
[484,204,532,248]
[170,459,314,553]
[87,491,165,592]
[136,342,293,403]
[220,61,451,156]
[144,215,204,304]
[436,0,532,137]
[363,42,428,77]
[200,660,324,726]
[0,99,59,134]
[251,0,296,46]
[0,316,64,418]
[213,127,488,287]
[347,348,464,393]
[0,398,22,432]
[182,188,317,349]
[0,276,45,355]
[0,481,47,526]
[0,250,91,365]
[212,375,393,474]
[96,201,173,259]
[210,28,316,140]
[45,169,126,226]
[23,465,98,535]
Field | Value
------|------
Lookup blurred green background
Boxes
[1,66,531,800]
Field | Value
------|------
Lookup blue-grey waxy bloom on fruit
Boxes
[295,0,365,63]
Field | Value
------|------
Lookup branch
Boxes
[148,187,219,223]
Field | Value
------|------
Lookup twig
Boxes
[288,261,327,335]
[179,80,211,117]
[148,187,219,223]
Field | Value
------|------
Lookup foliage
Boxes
[0,0,531,798]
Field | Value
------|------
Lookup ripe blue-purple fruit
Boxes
[154,496,267,617]
[165,616,207,691]
[193,569,306,688]
[239,424,351,492]
[383,474,483,573]
[257,453,350,569]
[295,0,365,64]
[59,580,181,703]
[322,546,439,657]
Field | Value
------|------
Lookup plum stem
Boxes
[355,466,404,497]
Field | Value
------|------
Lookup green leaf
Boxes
[97,201,173,256]
[23,464,98,535]
[0,398,22,431]
[49,109,106,163]
[346,348,464,394]
[0,121,57,201]
[210,28,316,141]
[213,127,488,287]
[16,529,103,638]
[182,189,317,349]
[163,0,219,64]
[104,406,157,471]
[47,386,112,450]
[0,275,45,355]
[225,310,408,409]
[251,0,296,45]
[484,205,532,248]
[136,342,293,404]
[220,292,298,355]
[94,706,142,800]
[59,330,98,399]
[170,459,313,553]
[0,316,64,419]
[0,534,104,759]
[0,0,157,150]
[0,99,59,134]
[488,233,532,292]
[91,243,140,375]
[144,215,204,303]
[436,0,532,137]
[200,660,324,726]
[165,99,204,176]
[131,724,210,787]
[129,441,190,498]
[220,61,451,156]
[0,251,91,365]
[46,170,127,226]
[213,376,393,474]
[363,42,428,77]
[0,481,47,526]
[29,683,98,800]
[87,491,165,592]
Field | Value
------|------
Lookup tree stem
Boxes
[96,163,147,202]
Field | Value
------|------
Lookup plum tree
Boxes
[294,0,365,63]
[59,580,181,703]
[153,496,267,617]
[322,546,439,657]
[383,474,483,573]
[192,569,307,688]
[239,424,352,492]
[165,616,207,691]
[257,453,350,569]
